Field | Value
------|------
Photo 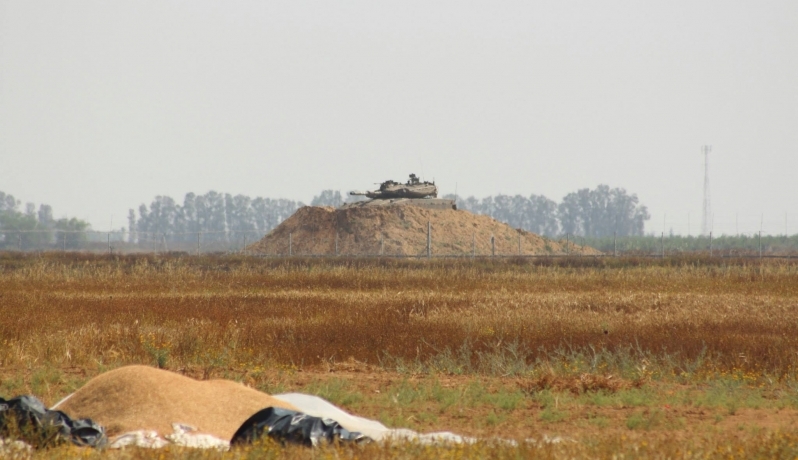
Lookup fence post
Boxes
[709,231,713,257]
[518,232,522,256]
[613,231,617,257]
[491,235,495,258]
[197,232,201,256]
[289,232,293,257]
[427,221,431,259]
[18,233,21,251]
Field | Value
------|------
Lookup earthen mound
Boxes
[57,365,298,439]
[248,205,598,256]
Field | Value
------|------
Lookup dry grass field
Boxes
[2,253,798,458]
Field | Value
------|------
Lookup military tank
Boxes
[350,173,438,199]
[344,174,456,210]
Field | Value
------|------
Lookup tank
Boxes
[349,174,438,199]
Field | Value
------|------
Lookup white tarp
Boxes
[272,393,474,444]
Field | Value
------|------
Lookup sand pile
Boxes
[57,366,298,440]
[248,205,598,256]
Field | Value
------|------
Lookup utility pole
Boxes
[426,221,431,259]
[701,145,712,236]
[709,231,713,257]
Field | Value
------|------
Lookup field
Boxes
[2,253,798,458]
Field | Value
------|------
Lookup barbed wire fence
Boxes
[0,227,797,258]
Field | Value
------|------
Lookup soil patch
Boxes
[520,373,645,395]
[249,206,598,257]
[56,365,298,440]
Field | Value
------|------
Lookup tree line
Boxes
[131,190,371,243]
[131,192,304,243]
[449,185,650,237]
[0,191,91,249]
[0,183,650,251]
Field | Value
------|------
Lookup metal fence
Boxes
[1,229,797,258]
[0,230,262,255]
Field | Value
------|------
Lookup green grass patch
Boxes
[304,378,363,408]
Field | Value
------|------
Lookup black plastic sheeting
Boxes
[231,407,371,447]
[0,395,107,448]
[2,394,368,449]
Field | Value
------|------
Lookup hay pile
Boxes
[57,366,298,440]
[248,205,598,257]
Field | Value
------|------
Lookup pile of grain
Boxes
[248,205,598,256]
[57,366,297,440]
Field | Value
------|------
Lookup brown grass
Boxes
[13,430,798,460]
[520,372,644,395]
[1,253,797,382]
[2,252,798,458]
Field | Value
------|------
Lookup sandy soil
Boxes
[56,366,298,439]
[248,206,598,257]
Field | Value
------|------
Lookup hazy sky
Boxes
[1,1,796,235]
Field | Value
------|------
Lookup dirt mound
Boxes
[249,205,598,256]
[57,365,298,440]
